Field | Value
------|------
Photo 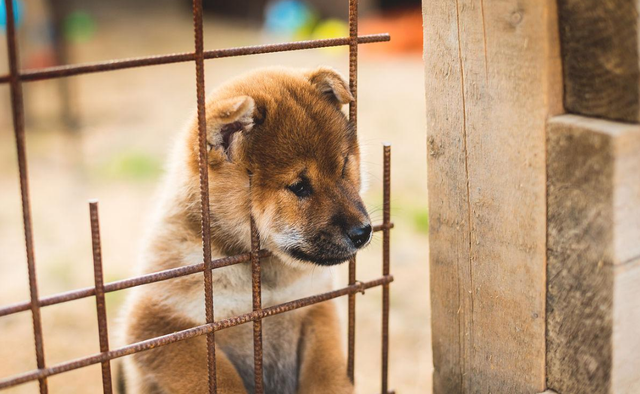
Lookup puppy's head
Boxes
[201,67,371,266]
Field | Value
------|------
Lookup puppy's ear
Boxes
[306,67,354,107]
[205,96,255,161]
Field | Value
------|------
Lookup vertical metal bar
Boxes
[381,144,391,394]
[347,0,359,384]
[250,213,264,394]
[191,1,217,393]
[348,0,358,124]
[89,201,113,394]
[4,1,49,392]
[347,256,356,382]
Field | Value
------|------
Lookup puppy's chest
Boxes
[218,312,303,394]
[174,263,332,393]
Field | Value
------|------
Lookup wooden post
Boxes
[546,1,640,393]
[547,115,640,394]
[557,0,640,123]
[423,0,562,392]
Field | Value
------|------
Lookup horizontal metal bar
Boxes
[0,275,393,389]
[0,223,391,317]
[0,34,390,84]
[373,223,393,232]
[0,251,263,317]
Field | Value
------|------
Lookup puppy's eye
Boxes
[288,179,312,198]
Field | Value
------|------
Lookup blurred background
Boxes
[0,0,428,392]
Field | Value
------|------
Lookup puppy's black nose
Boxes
[347,224,372,248]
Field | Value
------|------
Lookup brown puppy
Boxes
[119,67,371,394]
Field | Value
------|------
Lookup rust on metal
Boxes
[250,214,265,393]
[0,250,269,317]
[382,144,392,393]
[348,0,359,124]
[0,34,389,84]
[3,0,48,392]
[0,226,389,318]
[346,0,359,384]
[0,275,393,389]
[0,0,394,390]
[347,255,357,382]
[191,0,217,393]
[89,201,113,394]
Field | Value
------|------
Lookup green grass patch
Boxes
[413,207,429,234]
[99,150,162,181]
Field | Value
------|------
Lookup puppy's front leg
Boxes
[297,301,354,394]
[126,299,247,394]
[134,336,248,394]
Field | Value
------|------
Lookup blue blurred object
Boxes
[265,0,314,36]
[0,0,24,30]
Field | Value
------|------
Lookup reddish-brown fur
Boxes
[118,67,369,394]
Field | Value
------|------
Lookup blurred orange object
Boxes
[360,7,423,56]
[26,48,57,69]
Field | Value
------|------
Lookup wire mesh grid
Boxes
[0,0,393,393]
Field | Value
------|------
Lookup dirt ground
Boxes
[0,2,430,393]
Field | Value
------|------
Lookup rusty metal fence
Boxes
[0,0,393,393]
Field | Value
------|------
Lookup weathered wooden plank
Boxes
[557,0,640,122]
[547,114,640,394]
[424,0,562,392]
[613,259,640,393]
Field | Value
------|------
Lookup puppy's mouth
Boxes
[285,246,355,266]
[272,226,372,267]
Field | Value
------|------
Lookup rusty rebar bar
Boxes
[0,2,394,390]
[191,1,217,393]
[0,275,393,390]
[89,201,113,394]
[3,0,48,392]
[250,215,264,394]
[346,0,359,384]
[0,226,391,318]
[0,34,389,84]
[381,144,392,393]
[347,255,357,383]
[348,0,359,124]
[0,250,271,317]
